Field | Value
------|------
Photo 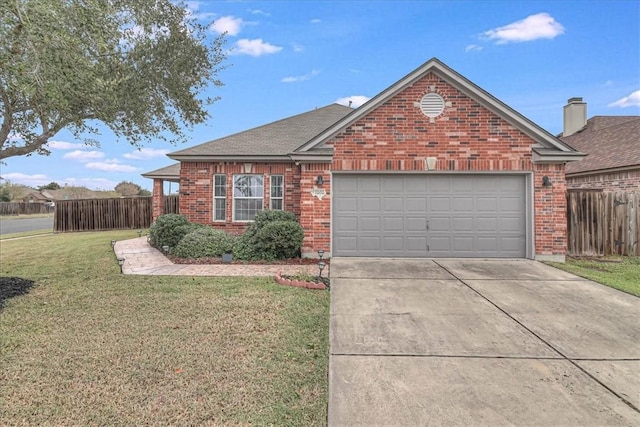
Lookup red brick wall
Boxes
[152,179,164,220]
[299,164,332,256]
[178,161,301,233]
[567,169,640,191]
[304,71,569,258]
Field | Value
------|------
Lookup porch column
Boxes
[152,178,164,221]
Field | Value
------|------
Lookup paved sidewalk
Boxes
[114,237,317,277]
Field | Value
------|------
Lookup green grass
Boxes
[549,256,640,297]
[0,229,54,240]
[0,231,330,425]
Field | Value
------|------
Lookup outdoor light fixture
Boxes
[317,249,325,259]
[111,240,116,247]
[117,257,125,273]
[542,176,552,187]
[318,261,326,277]
[138,230,143,237]
[316,175,324,185]
[162,245,170,254]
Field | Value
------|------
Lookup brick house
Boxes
[144,58,584,262]
[560,97,640,191]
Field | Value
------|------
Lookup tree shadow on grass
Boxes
[0,277,34,310]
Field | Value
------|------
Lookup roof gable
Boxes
[563,116,640,174]
[296,58,583,162]
[168,104,352,161]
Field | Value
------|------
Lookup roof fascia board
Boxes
[566,165,640,178]
[297,58,576,154]
[167,155,293,162]
[288,153,333,163]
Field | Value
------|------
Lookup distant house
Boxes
[22,191,51,204]
[144,58,585,262]
[560,98,640,191]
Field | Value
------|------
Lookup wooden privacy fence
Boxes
[567,191,640,256]
[0,202,54,215]
[164,195,179,214]
[54,197,153,232]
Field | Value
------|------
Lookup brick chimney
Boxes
[563,97,587,137]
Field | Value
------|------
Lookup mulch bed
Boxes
[0,277,35,309]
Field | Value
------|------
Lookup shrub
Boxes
[234,210,303,261]
[254,221,304,260]
[148,214,190,249]
[172,228,237,259]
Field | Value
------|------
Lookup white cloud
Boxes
[63,177,120,190]
[1,172,50,187]
[310,18,321,24]
[465,44,483,52]
[123,147,170,160]
[608,90,640,108]
[210,16,244,36]
[232,39,282,56]
[63,150,105,162]
[249,9,270,17]
[292,43,304,53]
[281,69,320,83]
[85,159,138,172]
[482,12,565,44]
[605,80,614,87]
[47,140,85,150]
[335,95,370,108]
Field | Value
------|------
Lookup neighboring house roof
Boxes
[562,116,640,175]
[296,57,584,164]
[141,163,181,182]
[168,104,353,162]
[24,191,49,201]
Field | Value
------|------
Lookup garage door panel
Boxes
[405,197,427,211]
[406,217,427,232]
[334,197,357,212]
[333,174,527,258]
[360,178,381,192]
[383,217,404,231]
[334,216,357,232]
[360,217,380,232]
[452,217,473,231]
[360,236,381,251]
[383,197,403,211]
[360,197,381,212]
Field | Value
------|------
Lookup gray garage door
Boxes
[332,174,527,258]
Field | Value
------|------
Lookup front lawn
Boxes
[0,231,329,425]
[549,256,640,297]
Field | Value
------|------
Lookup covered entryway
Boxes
[332,174,529,257]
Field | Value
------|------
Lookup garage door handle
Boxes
[426,220,429,230]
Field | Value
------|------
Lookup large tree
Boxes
[0,0,225,160]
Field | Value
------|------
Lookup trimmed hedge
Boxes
[172,228,237,259]
[148,214,190,249]
[234,210,303,261]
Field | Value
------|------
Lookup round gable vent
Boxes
[419,93,445,118]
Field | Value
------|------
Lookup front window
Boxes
[233,175,264,221]
[270,175,284,210]
[213,175,226,221]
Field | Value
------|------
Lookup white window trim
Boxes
[213,174,226,222]
[232,174,264,222]
[270,174,284,210]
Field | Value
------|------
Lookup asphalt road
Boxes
[0,217,54,235]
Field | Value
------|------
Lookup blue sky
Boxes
[3,0,639,192]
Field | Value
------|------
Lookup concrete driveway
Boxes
[328,258,640,426]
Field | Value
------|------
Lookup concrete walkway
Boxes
[329,258,640,426]
[113,237,317,277]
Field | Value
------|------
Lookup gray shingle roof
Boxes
[562,116,640,175]
[141,163,181,181]
[169,104,352,159]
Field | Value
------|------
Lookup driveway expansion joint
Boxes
[433,259,640,414]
